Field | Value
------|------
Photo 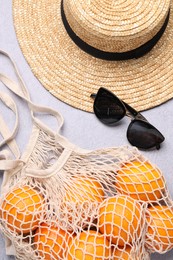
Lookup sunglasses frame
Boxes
[91,87,165,150]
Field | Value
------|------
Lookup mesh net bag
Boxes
[0,51,173,260]
[1,126,173,260]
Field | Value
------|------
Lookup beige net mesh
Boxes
[0,127,173,259]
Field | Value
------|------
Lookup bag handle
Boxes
[0,91,19,155]
[0,50,64,135]
[0,50,64,170]
[0,91,24,169]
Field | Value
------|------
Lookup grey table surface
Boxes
[0,0,173,259]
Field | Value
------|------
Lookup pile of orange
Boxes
[66,230,111,259]
[63,176,104,204]
[0,158,173,259]
[98,195,142,246]
[34,223,72,259]
[61,175,105,227]
[114,159,173,254]
[0,185,44,234]
[145,205,173,252]
[112,245,132,260]
[115,160,165,202]
[0,177,109,259]
[64,193,144,259]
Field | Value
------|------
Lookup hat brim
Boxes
[13,0,173,112]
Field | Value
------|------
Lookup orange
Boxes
[112,245,132,260]
[0,185,44,234]
[145,205,173,252]
[66,230,111,259]
[112,245,144,260]
[34,223,72,259]
[62,176,104,225]
[115,160,165,202]
[98,195,142,246]
[64,176,104,204]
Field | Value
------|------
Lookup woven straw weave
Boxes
[12,0,173,112]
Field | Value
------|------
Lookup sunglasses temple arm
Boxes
[123,101,148,122]
[90,93,96,99]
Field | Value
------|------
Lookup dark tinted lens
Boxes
[93,88,126,125]
[127,119,165,149]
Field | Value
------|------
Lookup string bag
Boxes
[0,50,173,260]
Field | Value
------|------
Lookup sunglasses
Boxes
[90,87,165,150]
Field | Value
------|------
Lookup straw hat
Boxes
[13,0,173,112]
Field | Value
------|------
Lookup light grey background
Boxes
[0,0,173,259]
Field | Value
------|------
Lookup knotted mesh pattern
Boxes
[0,129,172,259]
